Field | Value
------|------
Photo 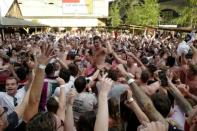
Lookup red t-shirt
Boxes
[0,69,11,88]
[184,121,190,131]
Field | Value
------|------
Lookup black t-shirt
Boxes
[14,121,26,131]
[5,112,19,131]
[168,123,183,131]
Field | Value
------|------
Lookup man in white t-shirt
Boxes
[0,77,26,114]
[53,68,75,98]
[177,31,196,56]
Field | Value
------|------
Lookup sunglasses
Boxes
[13,97,18,107]
[0,107,8,117]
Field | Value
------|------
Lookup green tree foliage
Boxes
[109,2,122,26]
[174,0,197,27]
[126,0,160,26]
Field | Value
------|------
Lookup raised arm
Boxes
[126,51,146,70]
[151,30,156,41]
[15,81,32,119]
[64,89,77,131]
[190,44,197,64]
[12,68,34,119]
[56,77,66,121]
[24,42,54,122]
[127,80,167,126]
[119,67,168,127]
[94,74,113,131]
[111,51,127,65]
[8,64,20,82]
[178,85,197,103]
[145,81,161,96]
[56,57,68,69]
[166,71,193,116]
[108,41,127,65]
[138,121,166,131]
[144,29,148,40]
[187,92,197,103]
[124,89,150,124]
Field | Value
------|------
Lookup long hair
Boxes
[108,97,122,131]
[26,112,57,131]
[76,111,96,131]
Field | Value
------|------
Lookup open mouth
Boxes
[95,45,99,48]
[7,89,15,92]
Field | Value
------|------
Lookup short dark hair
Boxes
[74,76,87,93]
[185,34,191,42]
[16,67,27,81]
[68,63,79,77]
[166,56,176,67]
[107,69,117,81]
[140,70,150,83]
[45,63,55,76]
[59,68,71,83]
[47,97,59,114]
[141,57,149,65]
[147,64,157,76]
[6,77,18,84]
[67,52,76,60]
[93,36,101,42]
[151,90,171,118]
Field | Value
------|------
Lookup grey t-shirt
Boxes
[97,82,129,102]
[73,92,97,123]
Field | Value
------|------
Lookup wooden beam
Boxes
[23,16,108,19]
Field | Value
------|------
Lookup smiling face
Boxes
[93,39,101,49]
[5,78,18,97]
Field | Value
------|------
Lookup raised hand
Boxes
[137,121,166,131]
[117,64,127,76]
[8,64,14,72]
[66,89,77,106]
[117,64,135,78]
[37,42,54,65]
[153,70,161,81]
[106,40,113,54]
[100,73,113,95]
[127,89,133,99]
[177,84,190,97]
[91,69,100,81]
[27,60,36,70]
[56,77,66,86]
[166,70,174,83]
[124,89,133,107]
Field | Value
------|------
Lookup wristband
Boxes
[38,64,46,70]
[127,97,134,103]
[86,77,93,81]
[60,85,65,88]
[127,78,135,85]
[128,73,134,78]
[88,88,92,93]
[56,57,60,61]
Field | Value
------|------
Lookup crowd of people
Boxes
[0,28,196,131]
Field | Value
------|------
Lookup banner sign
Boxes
[62,0,93,14]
